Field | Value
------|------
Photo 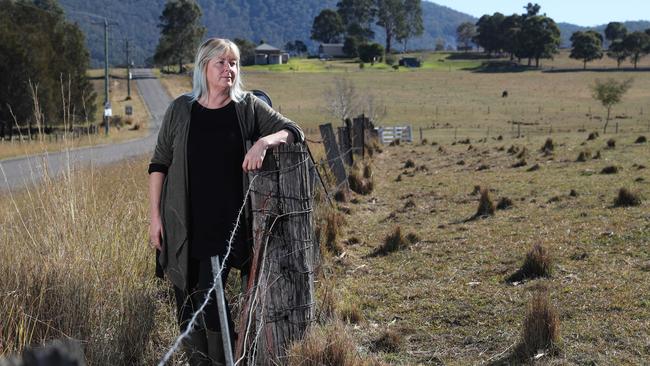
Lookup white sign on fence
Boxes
[376,125,412,144]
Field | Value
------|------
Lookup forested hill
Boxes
[59,0,475,67]
[57,0,649,67]
[558,21,650,47]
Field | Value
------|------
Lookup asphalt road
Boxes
[0,69,171,191]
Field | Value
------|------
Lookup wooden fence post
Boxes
[241,144,316,365]
[337,126,353,166]
[352,116,365,157]
[319,123,349,191]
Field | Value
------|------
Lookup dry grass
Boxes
[520,287,561,358]
[474,187,496,218]
[0,157,178,364]
[0,70,149,161]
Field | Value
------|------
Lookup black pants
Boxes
[174,257,234,334]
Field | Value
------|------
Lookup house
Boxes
[254,43,289,65]
[318,43,345,59]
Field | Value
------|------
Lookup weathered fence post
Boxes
[238,144,317,366]
[352,116,365,157]
[337,126,353,166]
[319,123,349,191]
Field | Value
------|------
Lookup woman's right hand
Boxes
[149,216,163,251]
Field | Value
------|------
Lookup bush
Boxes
[635,135,647,144]
[403,159,415,168]
[385,54,396,65]
[474,187,495,217]
[497,197,514,210]
[374,226,408,255]
[600,165,619,174]
[512,159,527,168]
[607,138,616,148]
[343,36,359,58]
[358,43,384,63]
[576,150,591,162]
[370,329,404,353]
[522,244,552,278]
[587,131,599,140]
[541,138,554,153]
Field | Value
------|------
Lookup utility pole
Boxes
[103,17,110,135]
[125,39,132,100]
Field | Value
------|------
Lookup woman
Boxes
[148,38,303,365]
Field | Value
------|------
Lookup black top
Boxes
[187,100,245,259]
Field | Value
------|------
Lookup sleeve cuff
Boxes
[148,163,168,175]
[285,126,303,143]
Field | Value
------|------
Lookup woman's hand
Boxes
[242,129,294,173]
[149,215,163,251]
[242,138,269,172]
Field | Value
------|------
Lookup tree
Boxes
[518,15,560,67]
[473,13,506,55]
[622,31,650,69]
[375,0,404,53]
[591,78,633,133]
[607,39,629,68]
[456,22,476,51]
[234,38,256,66]
[570,31,603,69]
[0,0,95,133]
[154,0,206,73]
[524,2,541,17]
[501,14,523,60]
[293,40,308,55]
[337,0,375,43]
[311,9,344,43]
[395,0,423,52]
[343,36,360,57]
[604,22,627,43]
[324,77,359,121]
[434,37,445,51]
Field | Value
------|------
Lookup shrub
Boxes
[385,54,396,65]
[593,150,602,159]
[522,244,552,278]
[527,164,540,172]
[392,64,399,70]
[358,43,384,63]
[403,159,415,168]
[358,62,365,69]
[614,188,642,207]
[607,138,616,148]
[405,232,420,244]
[520,287,560,358]
[635,135,647,144]
[333,189,349,203]
[569,189,579,197]
[507,145,519,154]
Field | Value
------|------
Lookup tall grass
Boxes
[0,157,178,364]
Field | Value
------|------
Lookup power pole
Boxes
[104,17,110,135]
[125,39,132,100]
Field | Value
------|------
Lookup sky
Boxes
[428,0,649,26]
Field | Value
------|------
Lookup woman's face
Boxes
[206,52,238,94]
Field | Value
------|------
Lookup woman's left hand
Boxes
[242,138,269,172]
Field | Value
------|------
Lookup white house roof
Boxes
[255,43,281,52]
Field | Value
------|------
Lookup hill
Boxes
[558,21,650,47]
[57,0,648,67]
[59,0,475,67]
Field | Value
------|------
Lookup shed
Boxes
[398,57,421,68]
[255,43,285,65]
[318,43,345,58]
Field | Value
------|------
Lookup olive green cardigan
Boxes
[150,92,304,291]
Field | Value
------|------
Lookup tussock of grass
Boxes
[587,131,599,140]
[349,164,374,195]
[541,138,554,153]
[593,150,602,159]
[516,147,528,159]
[403,159,415,168]
[287,322,382,366]
[338,300,363,324]
[508,244,552,282]
[370,329,404,353]
[334,188,349,202]
[527,163,541,171]
[569,189,579,197]
[363,163,373,179]
[576,150,591,162]
[373,226,409,256]
[476,164,490,171]
[607,138,616,148]
[323,209,346,255]
[613,188,642,207]
[512,159,527,168]
[600,165,619,174]
[473,187,495,218]
[507,145,519,155]
[520,287,561,358]
[635,135,647,144]
[496,197,514,210]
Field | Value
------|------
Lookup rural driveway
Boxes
[0,69,171,191]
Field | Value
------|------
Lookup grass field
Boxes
[1,51,648,364]
[0,69,149,161]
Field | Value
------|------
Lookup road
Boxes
[0,69,171,191]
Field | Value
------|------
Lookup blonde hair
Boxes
[191,38,245,102]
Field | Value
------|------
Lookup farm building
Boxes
[399,57,421,67]
[318,43,345,59]
[255,43,289,65]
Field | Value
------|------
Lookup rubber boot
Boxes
[182,329,211,366]
[206,329,226,366]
